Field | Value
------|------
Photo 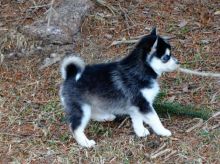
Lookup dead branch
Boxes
[110,39,138,46]
[199,111,220,128]
[150,149,172,159]
[118,3,134,36]
[110,35,175,46]
[151,143,166,155]
[212,111,220,118]
[94,0,117,15]
[39,55,62,69]
[45,0,57,28]
[179,67,220,78]
[29,4,49,9]
[210,124,220,130]
[117,117,129,129]
[164,150,177,160]
[186,118,204,133]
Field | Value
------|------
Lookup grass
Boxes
[179,26,190,34]
[88,122,113,138]
[155,91,212,120]
[155,101,212,120]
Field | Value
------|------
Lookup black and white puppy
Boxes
[60,28,180,147]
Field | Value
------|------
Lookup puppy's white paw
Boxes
[86,139,96,148]
[74,132,96,148]
[79,139,96,148]
[135,127,150,137]
[156,128,172,137]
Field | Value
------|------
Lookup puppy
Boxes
[60,28,180,147]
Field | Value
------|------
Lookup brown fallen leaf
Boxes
[200,11,213,25]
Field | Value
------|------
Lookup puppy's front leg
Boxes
[132,95,171,137]
[129,106,150,137]
[143,108,171,137]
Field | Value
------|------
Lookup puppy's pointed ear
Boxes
[147,38,158,59]
[151,38,158,51]
[147,38,158,61]
[150,27,157,36]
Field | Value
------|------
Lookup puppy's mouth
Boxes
[168,63,180,72]
[174,63,180,69]
[171,58,181,71]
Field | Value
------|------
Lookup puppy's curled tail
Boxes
[60,56,85,81]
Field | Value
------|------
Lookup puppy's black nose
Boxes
[176,60,180,65]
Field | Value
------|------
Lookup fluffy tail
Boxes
[60,56,85,81]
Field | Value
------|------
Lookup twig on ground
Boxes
[39,56,61,69]
[163,36,176,40]
[118,3,134,36]
[110,35,175,46]
[0,53,4,63]
[151,143,166,155]
[121,24,139,32]
[94,0,117,15]
[117,117,129,129]
[45,0,56,28]
[109,157,116,163]
[150,149,172,159]
[30,0,37,6]
[212,111,220,118]
[186,118,204,133]
[0,132,41,138]
[198,111,220,129]
[210,124,220,130]
[110,39,138,46]
[164,150,177,160]
[0,28,8,31]
[178,67,220,78]
[29,4,49,9]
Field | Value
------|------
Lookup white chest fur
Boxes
[140,82,160,105]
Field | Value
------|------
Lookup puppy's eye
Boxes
[161,55,170,63]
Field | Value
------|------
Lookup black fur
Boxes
[66,64,78,79]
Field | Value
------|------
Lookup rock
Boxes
[19,0,93,45]
[1,0,94,64]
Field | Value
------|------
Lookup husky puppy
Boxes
[60,28,180,147]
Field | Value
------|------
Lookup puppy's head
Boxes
[136,28,180,75]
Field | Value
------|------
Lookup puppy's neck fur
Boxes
[119,47,158,79]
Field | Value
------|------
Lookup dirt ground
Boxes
[0,0,220,163]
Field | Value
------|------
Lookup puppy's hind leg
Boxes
[68,104,96,148]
